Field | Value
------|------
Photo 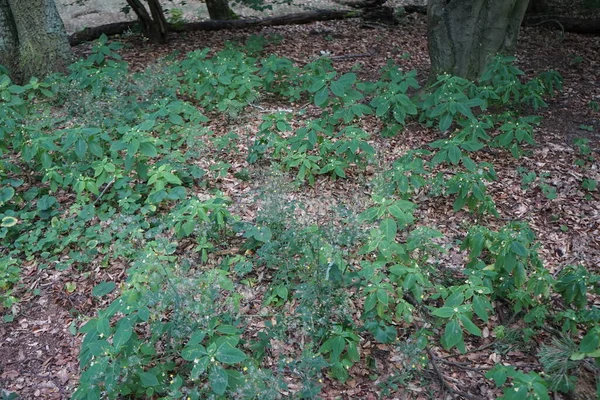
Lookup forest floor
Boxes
[1,11,599,400]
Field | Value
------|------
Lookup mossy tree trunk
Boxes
[427,0,529,80]
[1,0,72,84]
[206,0,238,20]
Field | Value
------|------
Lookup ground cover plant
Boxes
[1,18,599,400]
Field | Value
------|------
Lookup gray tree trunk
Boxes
[206,0,238,20]
[2,0,71,83]
[0,0,18,76]
[427,0,529,80]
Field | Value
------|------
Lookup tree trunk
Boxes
[2,0,72,84]
[125,0,168,43]
[0,0,18,76]
[206,0,238,20]
[427,0,529,81]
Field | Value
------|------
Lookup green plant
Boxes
[461,222,552,315]
[487,365,550,400]
[0,257,20,319]
[74,242,249,399]
[165,7,185,29]
[318,324,360,382]
[538,337,579,393]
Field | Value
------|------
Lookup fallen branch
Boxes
[69,10,361,46]
[522,15,600,34]
[331,52,375,60]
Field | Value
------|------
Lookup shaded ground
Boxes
[1,12,599,400]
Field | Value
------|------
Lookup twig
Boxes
[434,358,488,374]
[249,104,293,113]
[93,178,115,205]
[441,341,497,358]
[426,347,479,400]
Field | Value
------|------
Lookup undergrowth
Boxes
[0,34,598,399]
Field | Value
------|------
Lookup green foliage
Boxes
[486,365,550,400]
[2,34,588,400]
[461,222,552,315]
[0,257,20,319]
[319,324,360,382]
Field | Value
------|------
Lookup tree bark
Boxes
[125,0,168,43]
[427,0,529,80]
[0,0,18,76]
[206,0,238,20]
[3,0,72,84]
[69,9,361,46]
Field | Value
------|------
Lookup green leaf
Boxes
[190,357,210,379]
[459,314,482,337]
[580,331,599,353]
[139,142,158,157]
[92,281,116,297]
[162,171,182,185]
[510,241,528,257]
[431,307,455,318]
[443,319,463,349]
[314,87,329,107]
[330,336,345,362]
[0,187,15,204]
[379,218,397,242]
[439,114,453,132]
[139,371,159,387]
[373,324,396,343]
[448,145,462,165]
[358,207,379,223]
[36,195,57,211]
[486,367,508,387]
[473,295,489,323]
[113,319,133,349]
[253,226,271,242]
[376,288,389,307]
[1,216,18,228]
[209,365,228,395]
[216,345,247,364]
[181,344,208,361]
[74,138,88,160]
